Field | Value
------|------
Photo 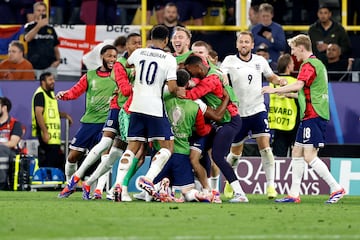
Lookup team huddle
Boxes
[56,25,345,204]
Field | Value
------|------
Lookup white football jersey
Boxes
[127,47,177,117]
[221,54,274,117]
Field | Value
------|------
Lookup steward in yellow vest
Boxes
[268,54,299,157]
[32,86,61,145]
[31,72,72,171]
[268,75,298,131]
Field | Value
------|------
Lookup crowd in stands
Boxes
[0,0,359,82]
[0,0,355,26]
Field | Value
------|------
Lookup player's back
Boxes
[127,47,177,117]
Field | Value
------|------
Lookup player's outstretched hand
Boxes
[56,91,66,100]
[261,86,276,95]
[279,78,288,86]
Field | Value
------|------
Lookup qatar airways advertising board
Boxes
[220,157,330,195]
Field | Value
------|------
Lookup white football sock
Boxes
[145,148,171,181]
[184,189,199,202]
[114,149,135,186]
[230,180,245,195]
[309,157,341,192]
[95,155,110,191]
[260,147,275,188]
[209,175,220,191]
[194,178,203,191]
[95,171,109,192]
[226,152,242,171]
[289,157,305,197]
[87,147,123,186]
[65,161,77,182]
[122,185,129,194]
[75,137,113,178]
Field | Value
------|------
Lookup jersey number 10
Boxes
[139,60,158,85]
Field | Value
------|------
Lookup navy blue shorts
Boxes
[154,153,194,190]
[295,117,327,148]
[103,108,120,135]
[176,0,207,22]
[127,112,174,142]
[69,123,104,152]
[189,133,208,153]
[233,111,271,145]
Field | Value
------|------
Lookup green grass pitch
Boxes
[0,191,359,240]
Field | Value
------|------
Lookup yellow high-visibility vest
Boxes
[268,76,298,131]
[31,87,61,145]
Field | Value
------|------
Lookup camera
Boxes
[41,14,47,19]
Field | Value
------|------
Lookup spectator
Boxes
[161,2,184,53]
[0,97,23,190]
[32,72,72,172]
[255,43,277,71]
[248,4,260,30]
[147,0,171,25]
[0,41,35,80]
[24,2,61,79]
[82,36,127,70]
[224,0,235,25]
[174,0,209,26]
[326,43,350,82]
[308,4,351,64]
[251,3,287,62]
[269,53,299,157]
[251,0,286,25]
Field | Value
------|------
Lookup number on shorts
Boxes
[264,118,269,129]
[303,127,311,139]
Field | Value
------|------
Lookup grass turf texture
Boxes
[0,191,359,240]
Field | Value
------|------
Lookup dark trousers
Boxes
[38,144,65,172]
[211,115,242,183]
